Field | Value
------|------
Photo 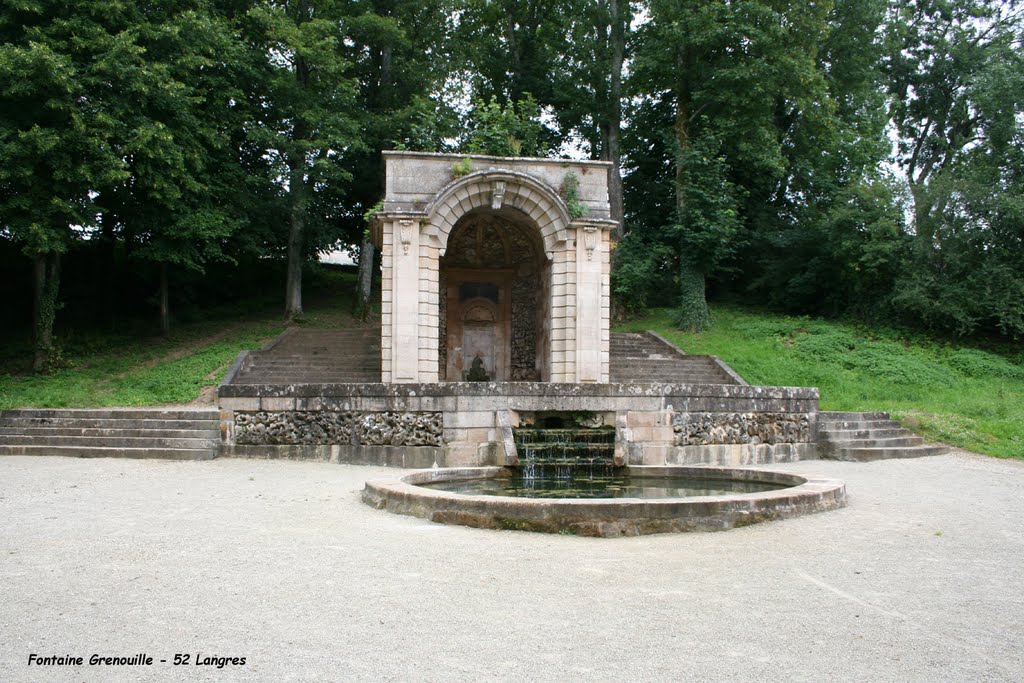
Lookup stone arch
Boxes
[425,171,571,256]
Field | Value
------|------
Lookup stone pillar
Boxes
[548,245,575,382]
[575,225,603,383]
[600,230,611,382]
[380,222,394,383]
[417,238,440,383]
[390,217,422,382]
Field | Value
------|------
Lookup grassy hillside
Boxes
[618,306,1024,459]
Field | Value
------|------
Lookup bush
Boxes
[944,348,1024,381]
[793,329,858,364]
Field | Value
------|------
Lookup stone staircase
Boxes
[226,328,742,386]
[818,411,949,461]
[0,408,220,460]
[609,332,743,385]
[228,328,381,385]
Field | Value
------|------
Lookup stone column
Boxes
[575,224,603,383]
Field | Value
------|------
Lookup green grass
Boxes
[617,305,1024,459]
[0,316,286,408]
[0,267,365,409]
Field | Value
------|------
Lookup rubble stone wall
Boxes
[234,411,443,447]
[672,412,812,447]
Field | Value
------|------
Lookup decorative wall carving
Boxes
[582,225,597,260]
[672,412,811,446]
[399,220,414,254]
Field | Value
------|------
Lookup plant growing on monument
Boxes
[560,171,588,220]
[460,95,547,157]
[451,157,474,177]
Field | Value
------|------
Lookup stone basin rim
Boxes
[361,465,847,536]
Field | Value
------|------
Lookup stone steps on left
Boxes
[0,408,220,460]
[229,328,381,386]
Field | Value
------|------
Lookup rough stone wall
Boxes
[672,412,811,446]
[235,411,443,446]
[438,270,447,375]
[508,225,540,379]
[511,272,539,380]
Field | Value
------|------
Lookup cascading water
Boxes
[512,427,617,493]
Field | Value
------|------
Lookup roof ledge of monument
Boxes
[381,149,614,168]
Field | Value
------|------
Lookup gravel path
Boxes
[2,451,1023,682]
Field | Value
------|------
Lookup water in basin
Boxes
[419,467,788,499]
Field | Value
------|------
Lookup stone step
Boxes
[610,368,727,377]
[818,419,901,431]
[0,417,219,430]
[249,352,381,358]
[611,356,715,364]
[819,427,908,440]
[246,356,380,363]
[243,360,380,366]
[830,444,949,461]
[242,368,380,375]
[609,375,730,383]
[825,436,925,449]
[609,378,734,385]
[610,364,724,372]
[236,371,380,377]
[0,426,219,439]
[240,372,380,379]
[610,367,724,376]
[818,411,890,421]
[0,408,218,420]
[0,435,218,449]
[0,445,215,460]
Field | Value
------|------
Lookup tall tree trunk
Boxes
[284,45,311,322]
[674,47,710,331]
[159,262,170,337]
[32,252,61,373]
[284,170,306,321]
[606,0,626,239]
[355,238,375,320]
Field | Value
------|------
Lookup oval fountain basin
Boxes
[362,466,846,537]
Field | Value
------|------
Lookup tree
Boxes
[96,3,251,335]
[627,0,898,329]
[245,0,361,321]
[341,0,456,319]
[549,0,631,234]
[0,0,128,369]
[885,0,1024,337]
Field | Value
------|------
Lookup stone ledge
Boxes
[220,444,443,468]
[219,381,819,401]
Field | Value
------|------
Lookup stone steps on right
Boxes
[817,411,949,461]
[609,332,744,385]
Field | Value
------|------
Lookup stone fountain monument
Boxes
[217,151,820,470]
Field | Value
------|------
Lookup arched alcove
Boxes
[439,209,548,381]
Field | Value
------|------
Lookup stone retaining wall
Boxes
[218,382,819,466]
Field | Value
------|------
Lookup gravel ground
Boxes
[1,451,1023,682]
